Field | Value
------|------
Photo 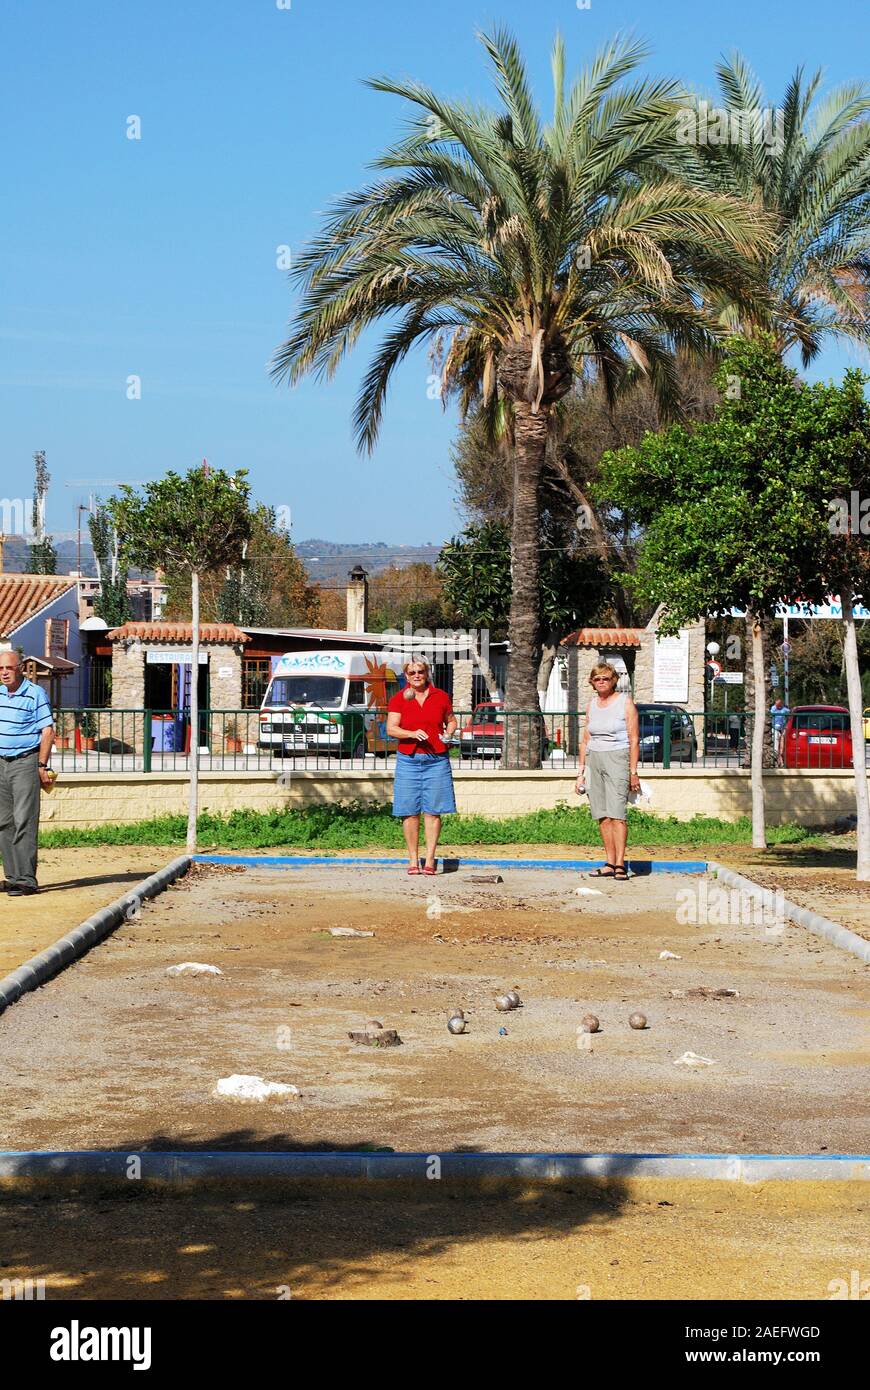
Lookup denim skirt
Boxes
[392,751,457,816]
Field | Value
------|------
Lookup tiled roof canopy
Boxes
[0,574,76,638]
[107,622,250,644]
[561,627,643,648]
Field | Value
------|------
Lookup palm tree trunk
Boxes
[749,613,767,850]
[504,400,547,768]
[840,581,870,881]
[186,568,200,854]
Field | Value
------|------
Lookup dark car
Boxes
[635,703,698,765]
[782,705,853,769]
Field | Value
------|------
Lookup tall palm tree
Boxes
[272,30,772,765]
[682,57,870,854]
[685,55,870,362]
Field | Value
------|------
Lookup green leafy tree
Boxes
[272,29,771,764]
[28,451,57,574]
[438,518,610,699]
[597,336,863,850]
[89,507,130,628]
[679,56,870,803]
[107,465,252,852]
[820,453,870,881]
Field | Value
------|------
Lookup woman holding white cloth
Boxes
[574,663,640,880]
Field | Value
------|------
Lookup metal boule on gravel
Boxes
[505,990,521,1008]
[494,994,514,1012]
[447,1016,467,1034]
[580,1014,600,1033]
[629,1012,648,1030]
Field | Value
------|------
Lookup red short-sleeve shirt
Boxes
[387,686,454,755]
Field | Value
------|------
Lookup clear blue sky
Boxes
[2,0,868,546]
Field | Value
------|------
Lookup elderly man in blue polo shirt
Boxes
[0,651,55,896]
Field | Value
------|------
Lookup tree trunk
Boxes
[537,636,558,705]
[749,613,767,850]
[503,400,548,768]
[469,631,500,700]
[186,568,200,854]
[740,614,775,769]
[840,581,870,881]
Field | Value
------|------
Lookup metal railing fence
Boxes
[43,708,866,773]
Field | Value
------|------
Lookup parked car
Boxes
[781,705,853,769]
[635,703,698,764]
[458,702,550,760]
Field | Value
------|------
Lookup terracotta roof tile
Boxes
[561,626,643,648]
[107,621,250,644]
[0,574,77,638]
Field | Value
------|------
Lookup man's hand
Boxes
[414,728,429,742]
[38,768,56,790]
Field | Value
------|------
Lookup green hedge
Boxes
[40,799,815,851]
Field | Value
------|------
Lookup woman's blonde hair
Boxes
[588,662,619,688]
[402,656,431,698]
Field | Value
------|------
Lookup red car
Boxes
[459,701,506,759]
[458,702,551,760]
[781,705,853,769]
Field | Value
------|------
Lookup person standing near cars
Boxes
[386,658,457,876]
[0,651,55,896]
[770,697,790,767]
[574,663,640,880]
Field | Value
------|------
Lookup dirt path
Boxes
[0,847,175,978]
[1,861,867,1154]
[0,1181,863,1300]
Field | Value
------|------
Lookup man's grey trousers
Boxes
[0,750,41,890]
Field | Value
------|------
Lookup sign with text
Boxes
[653,631,690,702]
[145,650,208,665]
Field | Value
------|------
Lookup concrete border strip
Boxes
[193,853,708,874]
[0,855,192,1017]
[0,1150,867,1183]
[707,861,870,965]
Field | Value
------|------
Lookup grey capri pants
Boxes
[585,748,630,821]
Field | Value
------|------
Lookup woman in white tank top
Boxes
[574,663,640,879]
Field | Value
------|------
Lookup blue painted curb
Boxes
[1,1151,867,1182]
[193,854,708,874]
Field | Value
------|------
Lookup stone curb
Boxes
[0,855,192,1016]
[707,861,870,965]
[0,1151,867,1183]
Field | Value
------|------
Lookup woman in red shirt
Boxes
[386,658,457,875]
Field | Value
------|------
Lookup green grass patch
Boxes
[40,799,816,851]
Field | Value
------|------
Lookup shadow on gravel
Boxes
[0,1133,636,1300]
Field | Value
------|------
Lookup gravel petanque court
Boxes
[0,857,868,1155]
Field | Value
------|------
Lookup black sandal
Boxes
[612,865,630,880]
[588,863,617,878]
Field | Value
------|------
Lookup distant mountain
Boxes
[0,533,443,583]
[0,535,99,576]
[295,539,443,583]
